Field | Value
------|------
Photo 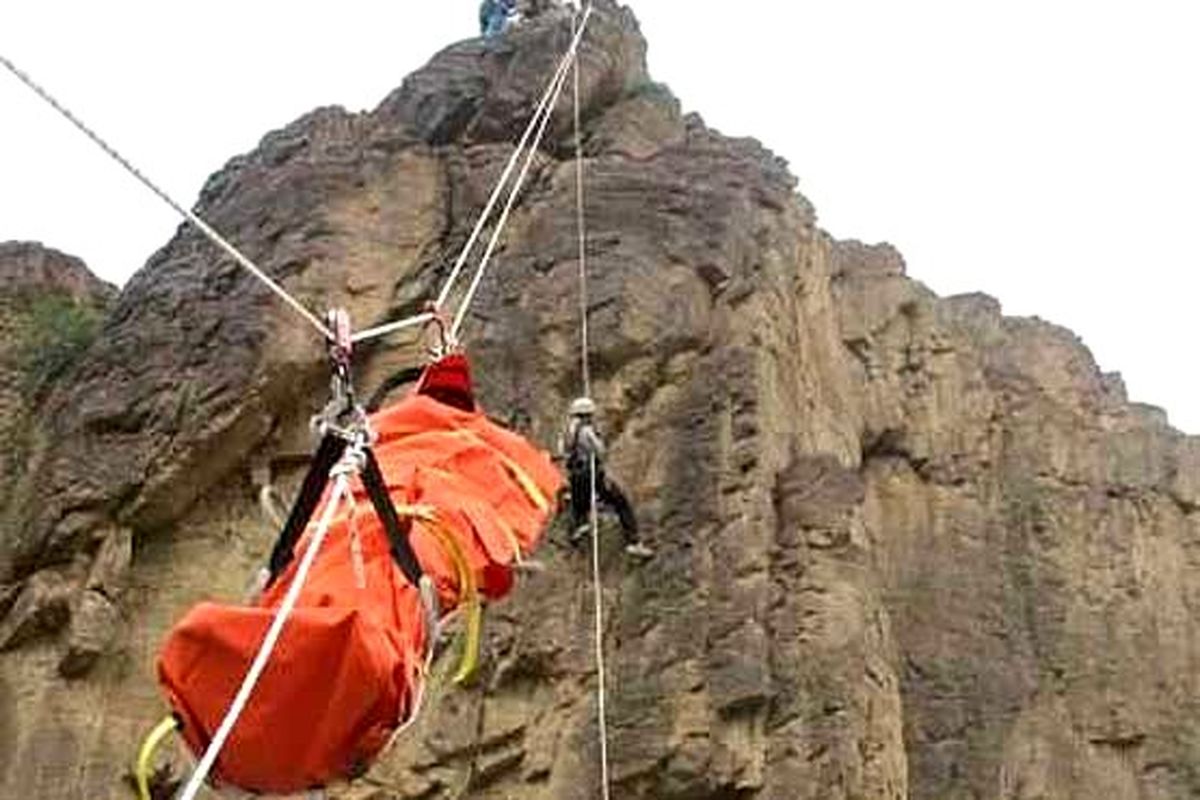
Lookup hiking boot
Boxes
[624,542,654,559]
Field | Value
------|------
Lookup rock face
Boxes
[1,3,1197,798]
[0,242,113,554]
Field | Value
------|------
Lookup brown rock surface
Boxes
[0,570,73,652]
[0,242,113,572]
[1,3,1197,798]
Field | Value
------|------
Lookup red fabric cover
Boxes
[414,352,476,411]
[157,357,560,794]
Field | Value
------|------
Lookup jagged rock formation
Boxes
[1,3,1197,798]
[0,242,113,550]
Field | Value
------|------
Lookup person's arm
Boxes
[581,425,606,460]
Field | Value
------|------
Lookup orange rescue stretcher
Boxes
[156,354,561,794]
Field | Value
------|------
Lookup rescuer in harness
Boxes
[562,397,653,558]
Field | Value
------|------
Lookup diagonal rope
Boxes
[0,53,333,341]
[449,62,569,340]
[178,469,352,800]
[351,5,595,347]
[449,6,593,341]
[435,6,592,310]
[571,7,610,800]
[351,310,437,344]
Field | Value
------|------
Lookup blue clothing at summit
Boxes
[480,0,517,37]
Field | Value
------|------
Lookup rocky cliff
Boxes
[0,242,113,552]
[1,3,1197,798]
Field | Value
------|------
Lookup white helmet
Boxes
[569,397,596,417]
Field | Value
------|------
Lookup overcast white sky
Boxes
[1,2,1196,433]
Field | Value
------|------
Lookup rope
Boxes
[449,6,594,341]
[0,54,333,341]
[449,73,562,339]
[571,8,610,799]
[178,469,353,800]
[588,456,611,800]
[437,4,593,311]
[573,12,591,400]
[351,310,437,345]
[348,6,595,347]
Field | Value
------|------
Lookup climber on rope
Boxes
[480,0,517,37]
[561,397,653,558]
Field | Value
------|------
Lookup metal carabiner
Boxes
[421,302,458,360]
[314,308,370,440]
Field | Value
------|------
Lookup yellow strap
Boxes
[392,503,437,521]
[390,428,550,513]
[453,427,551,512]
[494,512,525,563]
[500,456,550,512]
[423,517,482,685]
[393,505,482,680]
[135,715,180,800]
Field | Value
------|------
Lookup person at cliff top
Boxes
[480,0,517,37]
[561,397,653,558]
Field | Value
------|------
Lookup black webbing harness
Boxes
[263,309,425,590]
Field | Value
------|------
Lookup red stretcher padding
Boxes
[157,355,561,794]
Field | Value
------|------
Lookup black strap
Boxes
[264,430,425,590]
[365,365,425,413]
[265,433,347,586]
[567,421,587,471]
[361,447,425,586]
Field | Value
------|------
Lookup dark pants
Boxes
[569,462,638,544]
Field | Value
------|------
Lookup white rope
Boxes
[587,452,611,800]
[346,6,595,348]
[573,13,591,400]
[434,7,592,311]
[178,470,352,800]
[0,54,333,342]
[449,7,594,340]
[449,69,566,339]
[350,310,436,344]
[571,8,610,799]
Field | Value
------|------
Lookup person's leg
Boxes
[568,464,591,540]
[596,469,639,545]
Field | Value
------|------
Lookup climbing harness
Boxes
[263,310,427,594]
